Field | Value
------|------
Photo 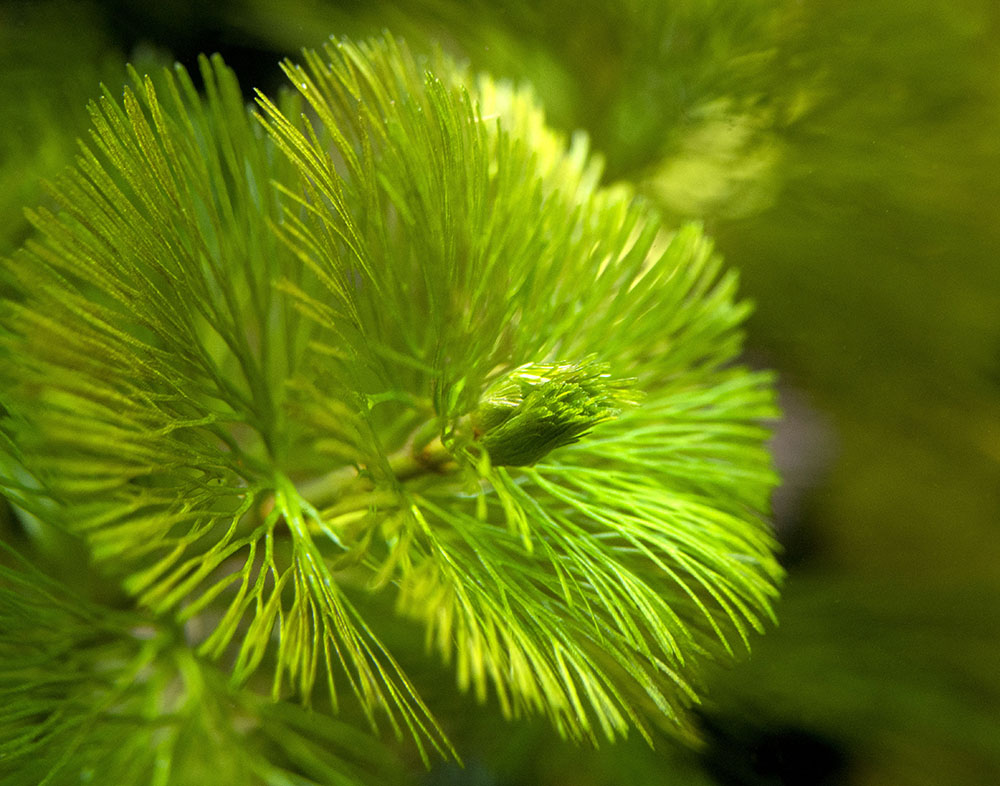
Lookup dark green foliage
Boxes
[470,360,635,467]
[0,546,404,786]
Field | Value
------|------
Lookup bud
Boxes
[471,359,636,467]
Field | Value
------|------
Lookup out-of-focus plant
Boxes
[228,0,793,220]
[0,2,124,252]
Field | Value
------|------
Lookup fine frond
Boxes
[1,33,781,751]
[0,544,404,786]
[0,52,448,757]
[256,34,782,742]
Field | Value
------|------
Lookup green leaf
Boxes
[257,34,782,742]
[1,33,780,752]
[0,544,404,786]
[0,52,448,759]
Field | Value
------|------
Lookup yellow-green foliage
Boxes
[0,35,780,782]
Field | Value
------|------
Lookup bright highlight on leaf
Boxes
[0,32,782,759]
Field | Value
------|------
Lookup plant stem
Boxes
[296,430,457,512]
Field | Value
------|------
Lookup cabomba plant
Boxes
[0,35,781,785]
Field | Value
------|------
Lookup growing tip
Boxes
[471,359,637,466]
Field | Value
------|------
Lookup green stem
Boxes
[296,430,457,510]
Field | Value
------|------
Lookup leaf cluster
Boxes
[0,32,781,770]
[0,546,403,786]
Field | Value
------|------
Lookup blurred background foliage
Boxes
[1,0,998,783]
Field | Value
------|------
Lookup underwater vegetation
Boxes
[2,1,999,784]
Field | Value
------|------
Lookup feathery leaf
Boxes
[0,544,404,786]
[1,34,780,750]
